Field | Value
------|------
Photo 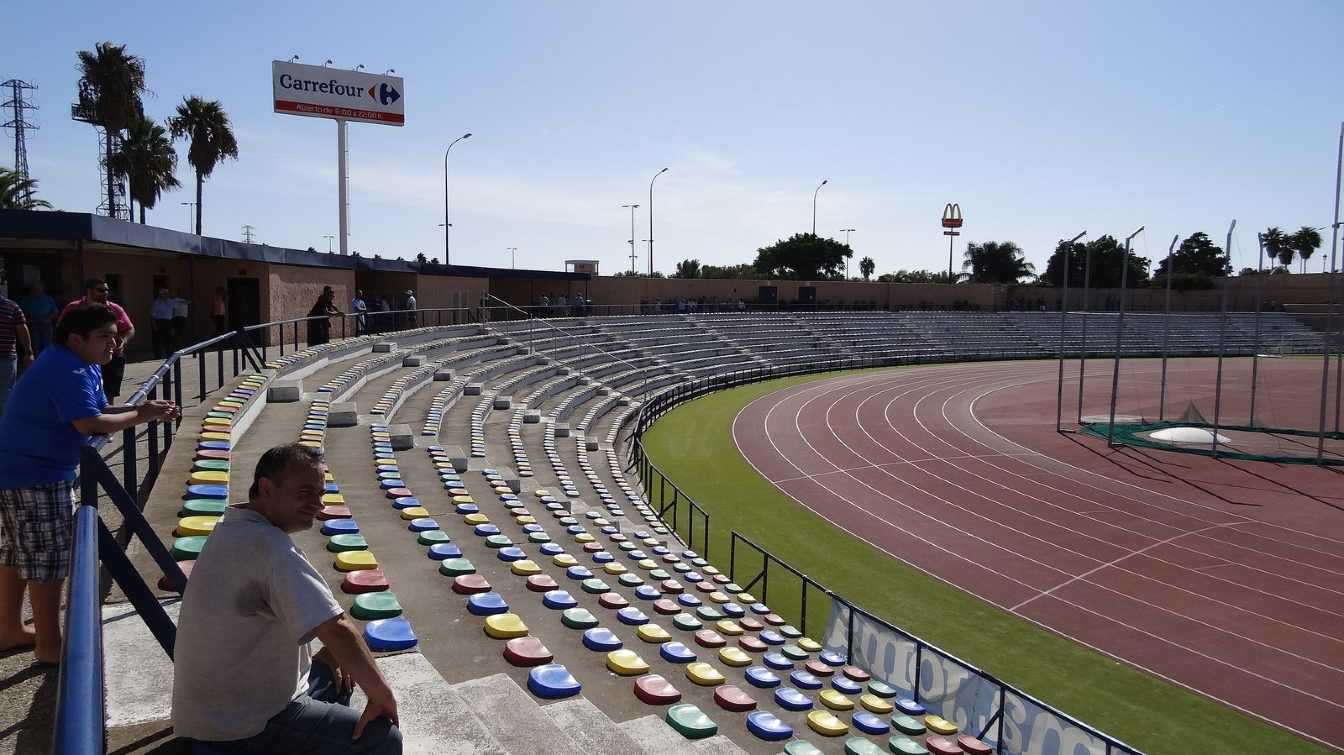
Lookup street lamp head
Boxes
[289,55,300,63]
[463,132,473,139]
[355,64,366,71]
[821,179,829,186]
[323,59,333,66]
[659,167,669,174]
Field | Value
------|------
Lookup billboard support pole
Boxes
[337,118,349,256]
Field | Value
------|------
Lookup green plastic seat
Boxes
[351,591,402,620]
[673,613,703,631]
[484,535,512,548]
[192,460,231,472]
[417,530,451,545]
[171,536,207,560]
[844,736,885,755]
[665,703,717,739]
[783,740,823,755]
[438,558,475,577]
[561,608,598,629]
[327,534,368,552]
[782,644,809,660]
[888,736,930,754]
[867,680,899,698]
[181,499,226,516]
[891,715,926,736]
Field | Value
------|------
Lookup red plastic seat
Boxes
[926,736,961,755]
[713,684,757,712]
[452,574,492,594]
[598,592,629,609]
[842,665,870,682]
[652,598,680,615]
[634,674,682,705]
[503,636,552,667]
[157,559,194,591]
[805,660,835,676]
[957,735,994,754]
[316,505,350,520]
[694,630,727,648]
[526,574,558,592]
[738,636,767,653]
[341,569,389,593]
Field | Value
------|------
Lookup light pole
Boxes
[443,132,472,264]
[507,247,518,269]
[812,180,828,235]
[622,203,640,274]
[648,168,669,276]
[840,228,855,278]
[322,234,335,253]
[1054,230,1087,433]
[181,202,196,233]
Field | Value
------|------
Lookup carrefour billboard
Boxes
[272,60,404,126]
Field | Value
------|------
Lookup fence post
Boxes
[729,533,736,582]
[147,386,160,480]
[216,346,224,391]
[121,426,137,502]
[913,645,924,702]
[845,601,855,664]
[801,580,809,637]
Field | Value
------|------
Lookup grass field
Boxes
[639,368,1329,755]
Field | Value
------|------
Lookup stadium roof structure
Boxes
[0,209,588,281]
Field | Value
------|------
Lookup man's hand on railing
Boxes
[136,400,181,423]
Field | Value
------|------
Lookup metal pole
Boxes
[1158,234,1178,421]
[812,179,828,235]
[1249,233,1265,427]
[1213,220,1237,456]
[622,204,639,274]
[1107,226,1144,446]
[336,119,349,256]
[1056,231,1087,432]
[1318,123,1342,461]
[649,167,668,276]
[1076,243,1094,424]
[443,133,471,264]
[947,232,955,282]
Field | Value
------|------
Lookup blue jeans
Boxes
[194,659,402,755]
[0,355,16,418]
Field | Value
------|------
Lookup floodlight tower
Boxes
[2,79,38,202]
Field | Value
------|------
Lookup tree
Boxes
[859,256,875,281]
[877,269,956,284]
[415,252,429,267]
[673,259,702,279]
[1040,235,1150,288]
[1261,227,1291,269]
[108,115,180,223]
[169,96,238,235]
[1151,232,1230,290]
[76,42,147,217]
[962,241,1034,284]
[700,263,758,279]
[753,233,852,280]
[0,167,52,210]
[1289,226,1323,274]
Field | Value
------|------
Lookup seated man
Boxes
[172,443,401,754]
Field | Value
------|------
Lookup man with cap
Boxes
[151,288,175,359]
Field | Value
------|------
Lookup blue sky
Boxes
[5,0,1342,276]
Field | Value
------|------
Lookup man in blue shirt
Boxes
[0,305,178,664]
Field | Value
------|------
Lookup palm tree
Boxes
[1288,226,1323,274]
[0,167,52,210]
[1261,226,1291,269]
[75,42,147,217]
[962,240,1035,283]
[674,259,702,279]
[169,96,238,235]
[109,116,180,223]
[859,256,875,281]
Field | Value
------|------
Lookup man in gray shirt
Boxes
[172,443,401,753]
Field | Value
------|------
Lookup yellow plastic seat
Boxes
[707,591,730,604]
[806,710,848,736]
[574,533,595,544]
[202,417,232,427]
[602,562,628,575]
[484,613,528,639]
[925,715,958,735]
[175,516,219,537]
[860,693,894,714]
[606,649,650,676]
[685,662,725,686]
[798,637,822,653]
[510,560,541,576]
[322,493,345,504]
[514,515,536,525]
[717,647,751,667]
[819,690,854,710]
[451,495,475,505]
[299,440,323,448]
[188,470,229,485]
[335,550,377,571]
[552,553,578,568]
[533,489,550,498]
[715,620,744,636]
[200,430,232,440]
[637,559,658,570]
[636,624,670,643]
[463,513,489,525]
[399,507,429,520]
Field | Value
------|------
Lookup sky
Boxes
[4,0,1343,277]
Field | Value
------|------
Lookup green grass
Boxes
[641,368,1328,755]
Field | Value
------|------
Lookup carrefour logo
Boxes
[278,73,400,107]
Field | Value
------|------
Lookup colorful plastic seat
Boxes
[335,551,377,572]
[503,636,552,666]
[170,536,207,560]
[633,674,681,705]
[694,630,726,648]
[664,703,717,739]
[175,516,219,537]
[744,666,780,688]
[851,711,889,735]
[581,627,623,652]
[527,664,581,699]
[428,543,464,560]
[484,613,529,639]
[832,676,863,695]
[636,624,670,643]
[868,679,900,698]
[713,684,756,712]
[185,484,227,499]
[774,687,813,711]
[843,736,886,755]
[685,662,724,686]
[352,591,402,620]
[790,670,822,690]
[924,715,958,736]
[957,736,994,754]
[452,574,492,595]
[561,608,598,629]
[895,698,926,717]
[659,641,697,664]
[341,569,388,594]
[891,715,926,736]
[181,499,226,516]
[417,529,451,545]
[606,649,650,676]
[363,617,416,652]
[543,590,578,610]
[763,652,793,670]
[526,574,558,591]
[327,534,368,552]
[738,635,767,653]
[806,710,848,737]
[745,710,793,741]
[438,558,475,577]
[598,592,629,610]
[466,592,509,616]
[672,613,703,632]
[924,736,961,755]
[617,607,649,626]
[860,693,894,714]
[717,647,752,667]
[887,736,929,755]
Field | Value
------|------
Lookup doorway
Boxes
[226,277,261,332]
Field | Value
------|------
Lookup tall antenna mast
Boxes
[2,79,38,201]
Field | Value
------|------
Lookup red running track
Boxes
[732,358,1344,752]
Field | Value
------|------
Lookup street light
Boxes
[443,132,472,264]
[812,180,828,235]
[648,167,669,276]
[621,204,640,274]
[840,228,855,278]
[507,247,518,269]
[181,201,196,233]
[322,234,335,253]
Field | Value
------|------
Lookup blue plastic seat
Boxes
[581,627,623,652]
[745,710,793,741]
[320,519,358,536]
[542,590,578,610]
[773,687,812,711]
[744,666,781,688]
[428,543,463,560]
[658,641,697,664]
[467,592,508,616]
[527,664,581,699]
[363,617,416,652]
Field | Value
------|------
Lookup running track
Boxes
[732,359,1344,752]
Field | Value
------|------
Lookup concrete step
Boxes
[541,697,646,755]
[350,652,508,754]
[452,673,587,755]
[619,714,750,755]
